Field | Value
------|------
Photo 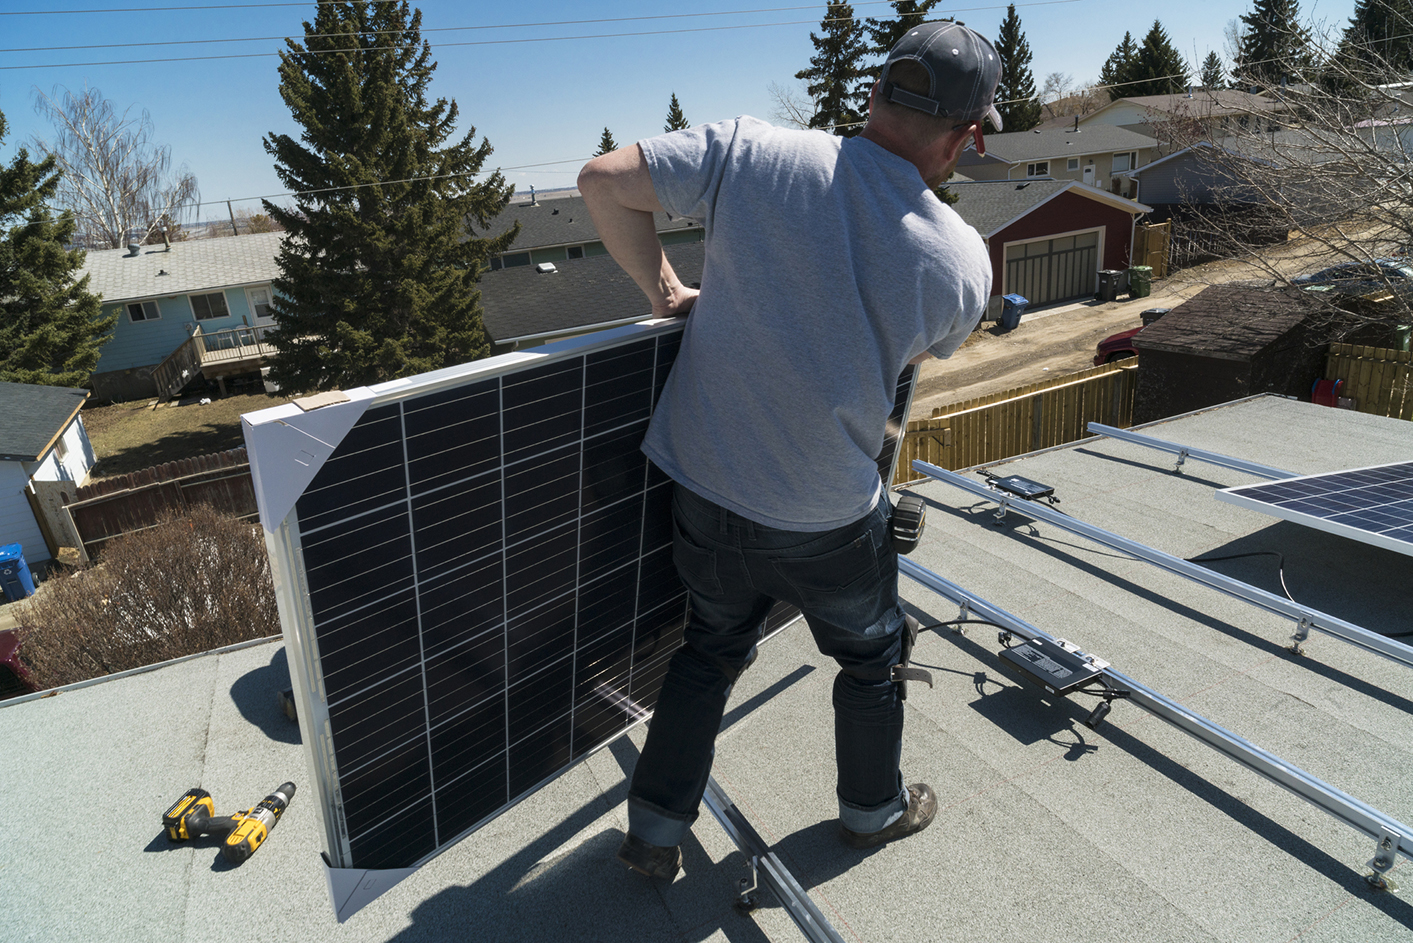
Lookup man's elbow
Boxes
[577,156,611,198]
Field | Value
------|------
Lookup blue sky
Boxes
[0,0,1359,217]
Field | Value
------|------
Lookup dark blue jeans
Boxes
[627,483,908,847]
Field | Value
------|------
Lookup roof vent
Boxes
[535,262,558,274]
[552,208,559,215]
[126,241,141,257]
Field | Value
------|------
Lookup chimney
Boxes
[530,185,538,206]
[161,225,171,251]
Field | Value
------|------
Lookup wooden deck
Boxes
[151,324,278,398]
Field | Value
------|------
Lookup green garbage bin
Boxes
[1395,324,1411,352]
[1128,265,1152,299]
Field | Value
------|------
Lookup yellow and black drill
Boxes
[162,782,296,863]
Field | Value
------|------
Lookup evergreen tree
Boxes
[594,127,618,156]
[795,2,868,136]
[993,5,1041,131]
[1234,0,1312,88]
[261,1,517,393]
[664,93,689,132]
[1200,51,1227,89]
[0,110,112,387]
[1100,32,1139,100]
[856,0,942,107]
[1331,0,1413,86]
[1127,20,1190,97]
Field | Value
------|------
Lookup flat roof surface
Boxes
[4,394,1411,942]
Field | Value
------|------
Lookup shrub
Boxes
[17,504,279,689]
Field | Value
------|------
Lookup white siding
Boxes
[0,461,48,564]
[28,417,96,486]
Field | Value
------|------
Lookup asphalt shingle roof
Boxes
[942,178,1074,236]
[479,242,705,343]
[79,232,284,305]
[479,194,699,251]
[1135,284,1326,356]
[0,382,89,462]
[963,125,1156,164]
[1096,89,1292,119]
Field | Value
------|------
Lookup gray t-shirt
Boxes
[640,116,991,531]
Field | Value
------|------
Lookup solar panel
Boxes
[1215,461,1413,558]
[241,319,916,919]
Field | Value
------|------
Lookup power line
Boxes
[0,0,1085,69]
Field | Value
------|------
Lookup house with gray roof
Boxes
[79,232,283,401]
[955,125,1157,198]
[0,382,94,566]
[1078,89,1294,143]
[944,179,1152,308]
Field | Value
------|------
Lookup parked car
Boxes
[1292,258,1413,299]
[1092,308,1169,366]
[1094,327,1142,365]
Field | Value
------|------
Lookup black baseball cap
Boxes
[879,20,1004,140]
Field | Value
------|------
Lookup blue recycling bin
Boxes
[0,544,36,602]
[1000,293,1029,330]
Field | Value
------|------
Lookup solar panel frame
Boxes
[1215,460,1413,558]
[243,318,917,918]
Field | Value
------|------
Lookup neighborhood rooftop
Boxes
[0,382,88,463]
[79,231,285,305]
[961,124,1157,163]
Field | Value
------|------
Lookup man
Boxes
[578,21,1001,880]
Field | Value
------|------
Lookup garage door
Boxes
[1004,231,1100,306]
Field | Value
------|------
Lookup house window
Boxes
[502,252,531,268]
[126,301,160,322]
[53,435,69,464]
[567,245,584,260]
[1026,161,1050,177]
[1112,151,1138,173]
[1067,158,1079,171]
[190,292,230,320]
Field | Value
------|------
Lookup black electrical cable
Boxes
[921,619,1014,634]
[1186,550,1296,604]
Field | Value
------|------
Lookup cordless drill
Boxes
[162,782,296,863]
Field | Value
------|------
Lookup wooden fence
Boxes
[894,362,1138,484]
[65,448,257,558]
[1132,221,1171,279]
[1323,343,1413,421]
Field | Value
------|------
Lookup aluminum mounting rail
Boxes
[1086,423,1295,480]
[913,460,1413,672]
[702,776,847,943]
[898,556,1412,885]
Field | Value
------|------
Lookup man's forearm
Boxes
[578,145,697,318]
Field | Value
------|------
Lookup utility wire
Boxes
[0,0,1086,68]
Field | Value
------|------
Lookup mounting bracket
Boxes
[1367,828,1405,891]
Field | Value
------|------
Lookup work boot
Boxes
[839,783,936,849]
[616,832,682,880]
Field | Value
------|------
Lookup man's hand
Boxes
[579,145,696,317]
[655,284,699,319]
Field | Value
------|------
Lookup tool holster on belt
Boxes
[889,614,932,700]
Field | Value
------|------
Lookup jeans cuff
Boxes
[627,795,697,848]
[838,786,909,834]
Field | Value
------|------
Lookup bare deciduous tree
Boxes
[768,80,815,129]
[31,85,199,249]
[1157,21,1413,340]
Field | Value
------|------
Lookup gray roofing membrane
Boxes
[3,394,1410,942]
